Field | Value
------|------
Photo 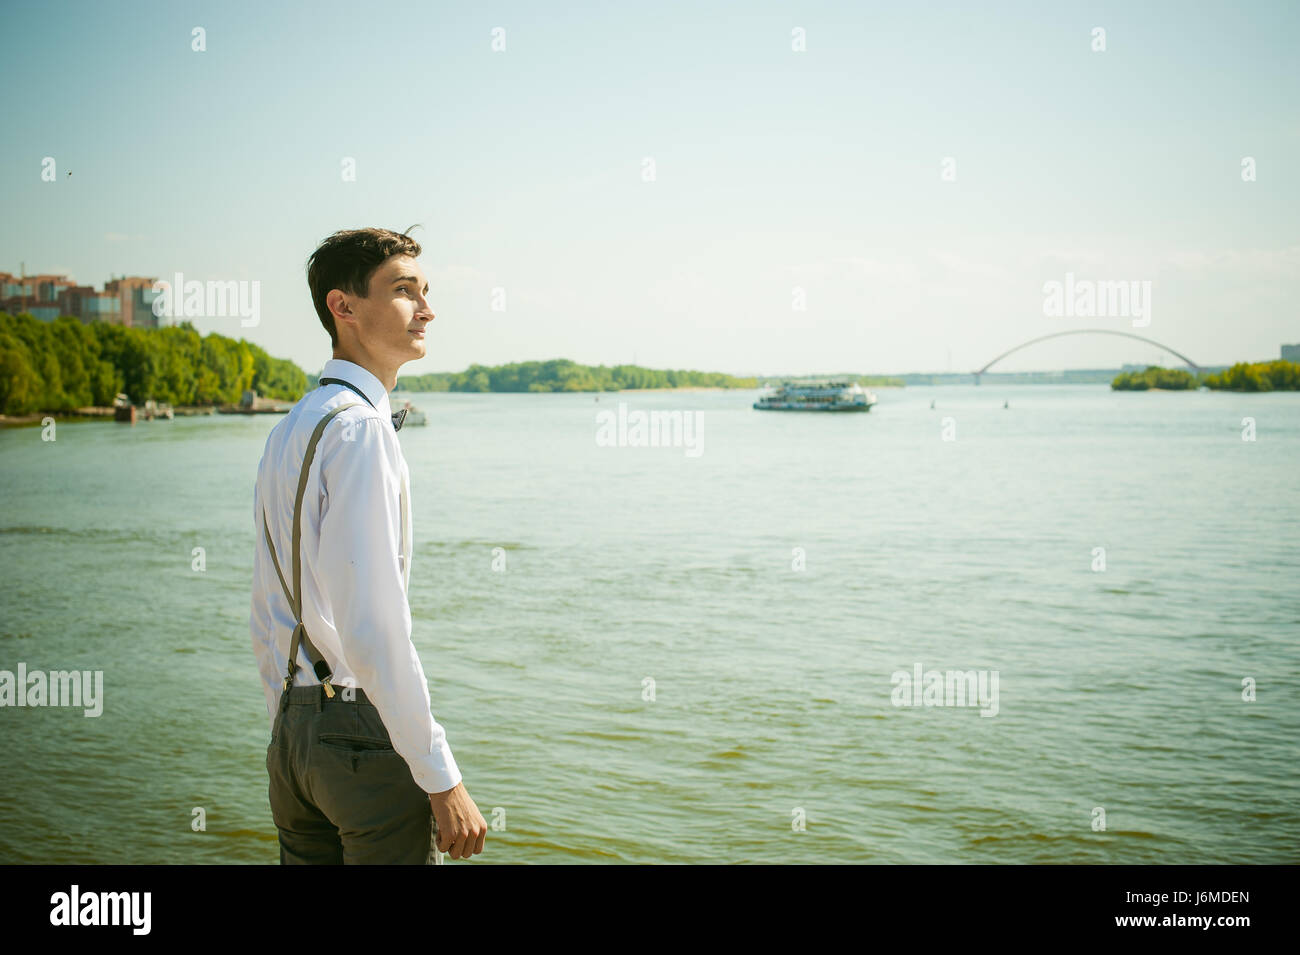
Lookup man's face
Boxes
[339,254,433,364]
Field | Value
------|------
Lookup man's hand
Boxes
[429,781,487,859]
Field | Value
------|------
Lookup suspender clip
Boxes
[312,659,335,698]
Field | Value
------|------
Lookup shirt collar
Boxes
[319,358,392,419]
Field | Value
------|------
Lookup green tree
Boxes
[0,324,41,414]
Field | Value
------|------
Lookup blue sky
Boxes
[2,0,1297,375]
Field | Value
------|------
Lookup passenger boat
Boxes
[753,380,876,412]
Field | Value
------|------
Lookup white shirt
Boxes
[249,357,461,795]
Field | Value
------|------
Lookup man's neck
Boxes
[332,348,398,392]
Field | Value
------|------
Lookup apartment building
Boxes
[0,271,162,327]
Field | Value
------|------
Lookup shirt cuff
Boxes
[406,738,463,795]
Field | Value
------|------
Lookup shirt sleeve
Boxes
[316,414,462,795]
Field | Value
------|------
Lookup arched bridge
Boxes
[973,329,1200,384]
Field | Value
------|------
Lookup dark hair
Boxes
[307,227,422,346]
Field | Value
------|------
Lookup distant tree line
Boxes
[1111,366,1200,390]
[397,359,759,393]
[0,311,307,414]
[1107,361,1300,392]
[1202,360,1300,392]
[761,375,904,388]
[1112,361,1300,392]
[854,376,905,387]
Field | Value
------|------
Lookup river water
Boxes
[1,384,1297,863]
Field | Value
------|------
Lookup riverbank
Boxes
[0,405,219,428]
[614,386,745,393]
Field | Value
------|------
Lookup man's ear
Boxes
[327,288,354,327]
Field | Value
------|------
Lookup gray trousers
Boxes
[266,684,438,864]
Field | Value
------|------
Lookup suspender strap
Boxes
[262,400,361,700]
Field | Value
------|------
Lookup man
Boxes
[249,227,487,863]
